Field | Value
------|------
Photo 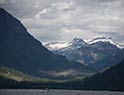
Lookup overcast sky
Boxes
[0,0,124,44]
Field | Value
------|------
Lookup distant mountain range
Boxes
[44,37,123,71]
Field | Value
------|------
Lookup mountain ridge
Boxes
[0,8,93,79]
[44,37,121,70]
[44,37,123,50]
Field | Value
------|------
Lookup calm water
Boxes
[0,89,124,95]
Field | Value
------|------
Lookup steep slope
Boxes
[0,8,93,79]
[81,60,124,91]
[44,38,121,71]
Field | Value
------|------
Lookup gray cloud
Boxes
[0,0,124,44]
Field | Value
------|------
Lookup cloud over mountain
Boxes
[0,0,124,44]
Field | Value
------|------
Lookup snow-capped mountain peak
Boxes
[44,41,71,50]
[44,38,88,50]
[89,37,123,49]
[44,37,123,51]
[71,38,87,46]
[89,37,112,43]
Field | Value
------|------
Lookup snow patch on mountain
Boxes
[44,37,123,50]
[88,37,123,49]
[43,41,71,50]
